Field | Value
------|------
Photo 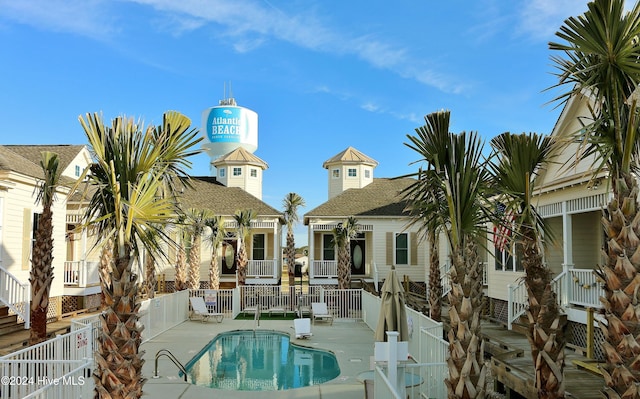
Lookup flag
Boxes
[493,203,514,252]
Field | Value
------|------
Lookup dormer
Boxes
[211,147,268,199]
[323,146,378,199]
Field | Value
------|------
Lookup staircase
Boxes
[0,306,23,336]
[0,266,30,329]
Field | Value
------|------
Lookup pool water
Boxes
[183,329,341,391]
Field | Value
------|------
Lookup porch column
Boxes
[273,221,278,278]
[562,201,574,307]
[308,225,314,279]
[561,201,574,269]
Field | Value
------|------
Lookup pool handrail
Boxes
[153,349,188,382]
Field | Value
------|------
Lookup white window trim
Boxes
[252,233,266,260]
[394,232,409,265]
[322,234,335,261]
[218,168,226,177]
[233,167,242,176]
[331,169,340,179]
[347,168,357,178]
[250,168,258,178]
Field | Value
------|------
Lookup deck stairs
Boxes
[0,306,23,336]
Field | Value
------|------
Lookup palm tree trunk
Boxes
[29,206,54,345]
[337,244,351,290]
[145,254,156,299]
[174,244,187,291]
[237,237,247,286]
[94,252,145,399]
[188,236,201,290]
[445,238,486,399]
[521,228,566,399]
[428,231,442,322]
[598,173,640,398]
[287,231,296,287]
[209,249,219,290]
[99,240,114,309]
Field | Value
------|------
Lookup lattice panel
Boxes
[491,299,508,324]
[568,320,605,361]
[47,296,61,321]
[84,294,101,310]
[62,296,79,314]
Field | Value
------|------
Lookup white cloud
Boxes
[518,0,590,41]
[0,0,118,40]
[0,0,467,94]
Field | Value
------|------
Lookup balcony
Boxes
[63,261,100,288]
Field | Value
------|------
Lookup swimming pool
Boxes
[183,329,341,391]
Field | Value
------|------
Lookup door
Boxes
[350,234,365,276]
[221,239,238,275]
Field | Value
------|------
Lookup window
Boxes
[250,168,258,178]
[348,168,357,177]
[252,234,265,260]
[494,243,523,272]
[395,233,409,265]
[218,168,226,178]
[332,169,340,178]
[365,169,371,178]
[233,167,242,176]
[323,234,335,260]
[75,165,81,177]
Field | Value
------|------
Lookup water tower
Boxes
[201,93,258,175]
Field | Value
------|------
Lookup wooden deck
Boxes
[482,322,605,398]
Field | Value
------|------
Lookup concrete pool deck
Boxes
[142,318,375,398]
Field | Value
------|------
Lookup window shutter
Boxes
[410,232,418,265]
[386,232,393,265]
[22,209,31,270]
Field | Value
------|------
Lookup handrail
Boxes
[0,265,30,329]
[254,303,261,329]
[153,349,188,382]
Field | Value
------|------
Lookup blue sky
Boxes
[0,0,594,245]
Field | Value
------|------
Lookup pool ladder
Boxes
[153,349,187,382]
[254,303,261,331]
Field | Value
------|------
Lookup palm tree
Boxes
[427,227,442,322]
[99,238,114,309]
[332,216,359,290]
[186,208,213,290]
[549,1,640,397]
[490,132,565,399]
[283,193,305,287]
[204,215,225,289]
[144,251,156,299]
[75,111,201,399]
[403,110,491,399]
[29,151,61,345]
[173,216,189,291]
[233,209,255,286]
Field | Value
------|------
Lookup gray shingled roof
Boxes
[304,178,414,222]
[0,145,84,185]
[178,176,283,219]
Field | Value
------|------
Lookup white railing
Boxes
[0,265,30,329]
[507,281,528,330]
[323,288,362,319]
[405,362,448,399]
[0,325,93,399]
[189,289,234,316]
[247,259,276,278]
[311,223,374,232]
[21,361,93,398]
[64,261,100,287]
[508,266,604,329]
[223,221,275,229]
[312,260,337,278]
[482,261,488,286]
[568,268,603,308]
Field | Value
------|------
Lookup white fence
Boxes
[63,261,100,287]
[0,325,94,399]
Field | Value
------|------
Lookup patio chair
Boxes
[189,296,224,323]
[294,318,313,339]
[311,302,333,325]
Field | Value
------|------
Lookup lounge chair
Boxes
[294,318,313,339]
[311,302,334,325]
[189,296,224,323]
